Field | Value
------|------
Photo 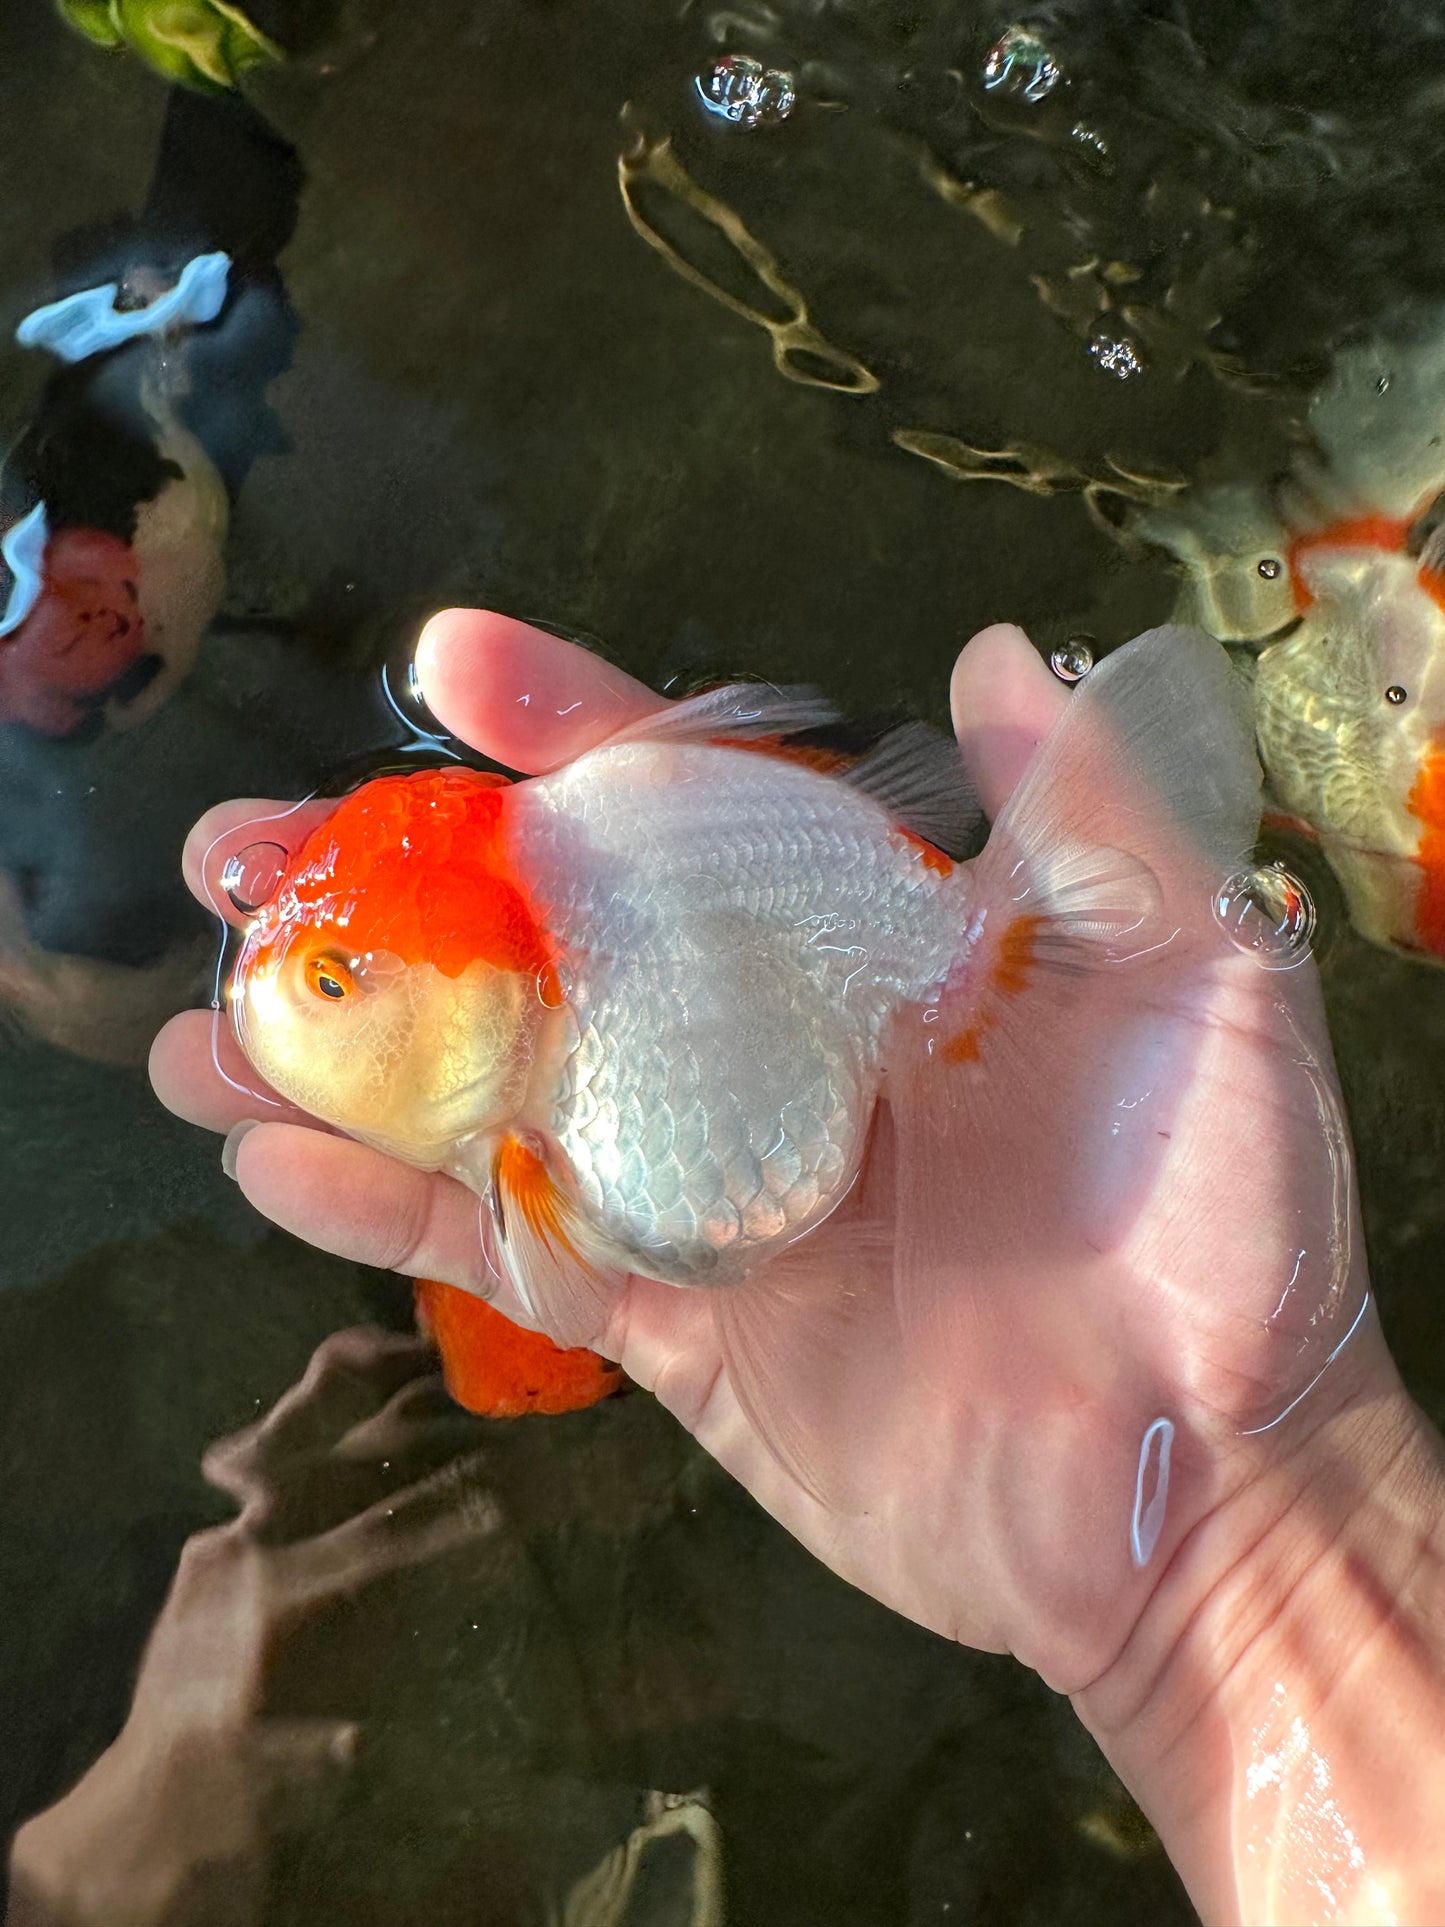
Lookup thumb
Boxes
[951,623,1070,818]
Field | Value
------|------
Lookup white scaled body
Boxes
[511,738,962,1285]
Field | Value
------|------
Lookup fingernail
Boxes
[222,1119,260,1180]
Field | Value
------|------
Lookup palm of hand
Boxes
[151,611,1376,1692]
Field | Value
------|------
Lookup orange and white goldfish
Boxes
[228,627,1259,1479]
[413,1276,624,1418]
[1132,310,1445,966]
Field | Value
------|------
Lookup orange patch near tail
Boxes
[414,1277,623,1418]
[1407,736,1445,957]
[1288,514,1413,613]
[708,733,856,777]
[897,828,955,877]
[942,913,1042,1063]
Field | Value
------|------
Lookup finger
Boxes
[950,623,1070,819]
[203,1328,440,1502]
[149,1008,315,1134]
[251,1719,360,1837]
[414,608,665,774]
[183,796,334,926]
[237,1408,500,1547]
[227,1124,533,1325]
[334,1373,490,1466]
[282,1448,508,1602]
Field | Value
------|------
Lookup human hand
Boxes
[148,610,1384,1659]
[148,610,1445,1922]
[7,1328,501,1927]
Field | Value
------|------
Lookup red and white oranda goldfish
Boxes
[229,626,1261,1483]
[1131,308,1445,966]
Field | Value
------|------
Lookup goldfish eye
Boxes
[306,952,355,1002]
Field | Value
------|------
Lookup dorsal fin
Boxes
[599,680,842,748]
[842,720,982,859]
[594,681,982,858]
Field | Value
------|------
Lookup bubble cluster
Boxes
[1213,860,1316,968]
[696,53,797,128]
[982,24,1062,103]
[1089,332,1144,380]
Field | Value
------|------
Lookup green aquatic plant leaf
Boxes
[55,0,282,92]
[56,0,124,47]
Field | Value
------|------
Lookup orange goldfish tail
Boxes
[414,1276,624,1418]
[886,626,1264,1364]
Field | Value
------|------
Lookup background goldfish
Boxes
[0,254,231,740]
[1131,305,1445,966]
[229,626,1260,1490]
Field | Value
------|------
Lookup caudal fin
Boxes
[888,626,1263,1360]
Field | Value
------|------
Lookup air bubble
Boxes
[1213,860,1316,968]
[221,842,288,915]
[1376,373,1391,395]
[696,53,797,127]
[1070,122,1108,163]
[1386,684,1408,705]
[982,24,1062,102]
[1257,557,1282,580]
[1050,638,1094,682]
[1089,331,1144,381]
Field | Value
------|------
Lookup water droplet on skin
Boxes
[1130,1416,1173,1568]
[221,842,288,916]
[1386,684,1408,705]
[1214,860,1316,968]
[696,53,797,127]
[379,654,449,742]
[1258,556,1282,580]
[1089,331,1144,380]
[537,958,574,1007]
[1050,638,1094,682]
[982,24,1062,102]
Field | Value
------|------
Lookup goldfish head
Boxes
[231,768,558,1166]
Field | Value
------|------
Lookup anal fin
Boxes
[712,1212,902,1510]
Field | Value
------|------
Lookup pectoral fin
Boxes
[490,1133,631,1350]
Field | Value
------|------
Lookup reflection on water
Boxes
[3,0,1445,1920]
